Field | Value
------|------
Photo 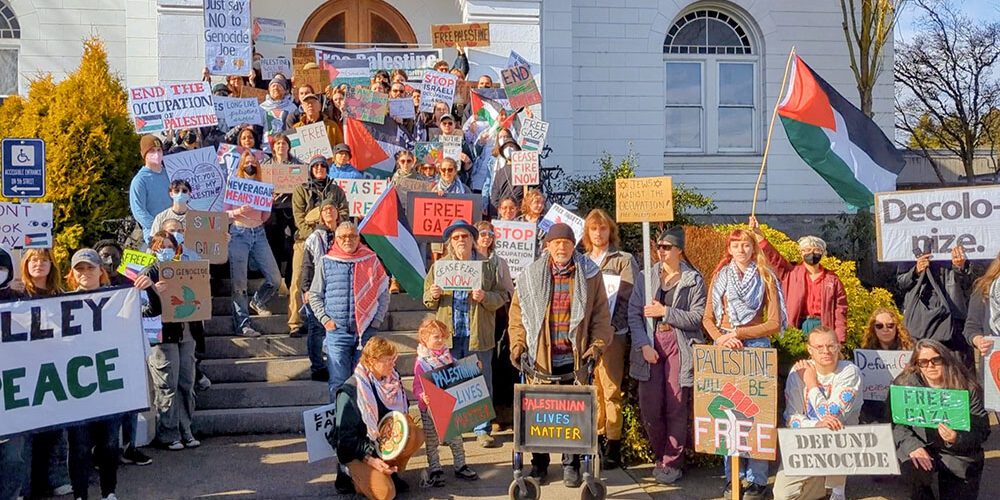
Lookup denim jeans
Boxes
[229,224,281,333]
[148,335,197,444]
[325,326,375,403]
[0,435,26,500]
[21,429,70,497]
[305,304,327,374]
[451,336,494,436]
[68,415,123,500]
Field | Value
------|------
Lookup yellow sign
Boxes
[614,176,673,223]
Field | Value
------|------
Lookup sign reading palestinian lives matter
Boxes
[518,118,549,151]
[778,424,900,476]
[0,288,148,437]
[890,385,970,431]
[216,143,265,178]
[510,150,540,186]
[388,98,415,120]
[430,23,490,48]
[985,345,1000,411]
[212,96,263,128]
[184,210,229,264]
[433,260,485,291]
[344,88,389,125]
[224,177,275,212]
[164,147,227,212]
[539,204,584,242]
[261,164,309,195]
[500,64,541,109]
[259,57,291,80]
[290,122,335,161]
[419,70,458,113]
[312,47,443,81]
[303,403,337,462]
[0,202,53,250]
[439,134,462,162]
[333,179,389,218]
[514,383,598,455]
[203,0,252,76]
[854,349,913,401]
[492,220,536,279]
[157,260,211,323]
[414,141,441,165]
[323,58,371,88]
[127,82,218,133]
[252,17,285,44]
[117,249,156,277]
[692,345,779,460]
[615,176,674,223]
[874,185,1000,262]
[407,192,482,241]
[421,355,496,441]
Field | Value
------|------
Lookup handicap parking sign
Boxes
[2,138,46,198]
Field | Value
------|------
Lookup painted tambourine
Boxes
[377,411,410,460]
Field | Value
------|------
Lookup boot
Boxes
[602,440,621,470]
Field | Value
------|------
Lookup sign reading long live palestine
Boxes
[778,424,900,476]
[890,385,970,431]
[615,176,674,223]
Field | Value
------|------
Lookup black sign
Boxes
[513,383,597,455]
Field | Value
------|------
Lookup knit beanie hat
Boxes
[140,135,162,160]
[657,226,685,250]
[543,223,576,244]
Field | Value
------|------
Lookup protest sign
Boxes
[216,143,264,178]
[212,96,263,128]
[394,178,434,211]
[388,98,415,120]
[875,185,1000,262]
[439,134,462,162]
[303,403,337,462]
[615,176,674,223]
[778,424,899,476]
[293,47,316,70]
[344,87,389,124]
[407,192,482,241]
[237,85,268,104]
[204,0,252,76]
[259,57,291,80]
[693,345,778,460]
[290,122,335,161]
[603,274,622,316]
[514,383,598,455]
[508,50,532,72]
[164,146,227,212]
[0,288,148,437]
[322,58,370,88]
[0,202,52,250]
[261,163,308,194]
[500,65,541,109]
[492,220,536,279]
[985,345,1000,411]
[224,177,274,212]
[252,17,285,44]
[296,69,331,99]
[854,349,913,401]
[419,70,458,113]
[890,385,970,431]
[539,204,584,242]
[117,249,156,277]
[433,260,485,291]
[184,210,229,264]
[421,355,495,441]
[312,47,443,81]
[518,118,548,151]
[414,141,441,165]
[333,179,389,218]
[510,150,539,186]
[127,82,217,133]
[430,23,490,48]
[157,260,211,323]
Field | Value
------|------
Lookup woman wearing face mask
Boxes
[262,132,302,295]
[150,180,193,237]
[749,216,847,341]
[486,131,521,216]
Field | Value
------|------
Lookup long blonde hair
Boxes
[20,248,64,296]
[582,209,619,253]
[862,307,913,350]
[236,151,261,180]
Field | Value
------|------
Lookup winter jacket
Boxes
[592,246,639,334]
[760,239,848,341]
[329,162,364,180]
[897,262,972,341]
[292,117,344,153]
[308,254,389,333]
[423,252,508,351]
[138,264,206,344]
[329,376,384,464]
[627,260,706,386]
[300,226,333,295]
[290,176,348,240]
[963,288,998,345]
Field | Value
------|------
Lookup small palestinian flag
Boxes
[343,117,410,179]
[359,185,425,299]
[465,88,519,133]
[778,55,903,208]
[24,233,49,247]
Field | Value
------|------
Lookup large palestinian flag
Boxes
[343,117,413,179]
[359,184,425,299]
[778,55,903,208]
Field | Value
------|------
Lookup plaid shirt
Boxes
[549,261,575,367]
[452,290,470,337]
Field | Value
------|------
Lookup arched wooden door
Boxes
[298,0,417,47]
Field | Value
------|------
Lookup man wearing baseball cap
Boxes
[293,93,343,154]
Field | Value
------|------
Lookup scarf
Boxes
[711,262,788,336]
[353,363,407,441]
[435,178,467,194]
[990,276,1000,336]
[326,243,389,337]
[416,344,453,373]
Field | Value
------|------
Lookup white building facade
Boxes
[2,0,893,216]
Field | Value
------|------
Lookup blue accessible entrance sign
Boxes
[2,138,46,198]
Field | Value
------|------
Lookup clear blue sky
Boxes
[895,0,999,41]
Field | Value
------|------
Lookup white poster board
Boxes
[290,122,335,161]
[492,220,536,280]
[302,403,337,463]
[440,134,462,162]
[510,150,539,186]
[389,98,416,119]
[333,179,389,217]
[539,204,584,243]
[0,202,53,250]
[127,82,218,133]
[778,424,900,476]
[853,349,913,401]
[259,57,291,80]
[212,96,264,128]
[419,70,458,113]
[518,118,548,151]
[602,274,622,316]
[204,0,252,76]
[224,177,275,212]
[433,260,485,291]
[164,146,228,212]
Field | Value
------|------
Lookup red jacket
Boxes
[759,240,848,342]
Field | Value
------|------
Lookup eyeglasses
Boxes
[399,159,415,164]
[808,344,839,352]
[874,322,896,330]
[451,233,470,240]
[479,231,494,238]
[440,167,456,173]
[916,356,944,368]
[657,243,675,251]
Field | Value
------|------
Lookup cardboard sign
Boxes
[875,186,1000,262]
[407,192,482,241]
[603,273,622,316]
[261,163,308,194]
[333,179,389,217]
[0,202,52,250]
[164,146,227,212]
[439,134,462,162]
[184,210,229,264]
[292,47,316,72]
[615,176,674,223]
[117,249,156,276]
[419,70,458,113]
[510,150,539,186]
[0,288,148,438]
[313,47,443,81]
[303,403,337,462]
[252,17,285,44]
[204,0,252,76]
[985,345,1000,411]
[778,424,900,476]
[290,122,335,160]
[296,69,331,98]
[433,260,485,291]
[344,87,388,124]
[539,204,584,242]
[414,141,441,165]
[692,345,779,460]
[454,80,475,106]
[212,96,263,128]
[259,57,291,80]
[224,177,274,212]
[430,23,491,48]
[127,82,218,133]
[420,355,496,441]
[518,118,548,151]
[388,98,415,120]
[507,50,532,73]
[500,65,541,109]
[492,220,536,279]
[514,384,598,455]
[854,349,913,401]
[890,385,970,431]
[237,85,268,104]
[157,260,211,323]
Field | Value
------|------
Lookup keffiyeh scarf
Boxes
[326,243,389,338]
[416,344,453,373]
[353,363,408,441]
[711,262,788,336]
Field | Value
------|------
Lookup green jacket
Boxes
[423,252,508,351]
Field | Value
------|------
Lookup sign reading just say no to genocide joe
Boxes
[204,0,252,76]
[421,355,495,442]
[890,385,970,431]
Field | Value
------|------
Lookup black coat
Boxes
[896,263,972,341]
[328,377,385,464]
[139,265,206,344]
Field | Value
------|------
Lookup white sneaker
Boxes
[53,484,73,496]
[167,440,184,451]
[103,494,119,500]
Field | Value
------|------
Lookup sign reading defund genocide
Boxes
[128,82,218,133]
[514,383,598,456]
[890,385,970,431]
[693,345,778,460]
[433,259,484,291]
[0,288,148,437]
[615,176,674,223]
[778,424,900,476]
[421,355,495,441]
[875,185,1000,262]
[854,349,913,401]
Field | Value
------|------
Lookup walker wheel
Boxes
[509,477,541,500]
[580,480,606,500]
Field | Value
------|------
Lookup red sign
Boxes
[406,192,483,241]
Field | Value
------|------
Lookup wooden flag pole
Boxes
[731,456,741,500]
[751,45,797,217]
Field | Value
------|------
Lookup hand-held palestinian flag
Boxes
[359,185,425,299]
[466,88,518,133]
[778,55,903,208]
[343,117,410,179]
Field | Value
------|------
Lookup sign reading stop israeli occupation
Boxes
[128,82,218,133]
[693,345,778,460]
[875,185,1000,262]
[204,0,252,76]
[778,424,899,476]
[433,260,484,291]
[421,355,495,441]
[492,220,536,279]
[510,150,539,186]
[419,70,458,113]
[854,349,913,401]
[615,176,674,223]
[0,288,148,438]
[890,385,970,431]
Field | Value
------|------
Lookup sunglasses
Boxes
[440,167,456,173]
[657,243,675,251]
[874,322,896,330]
[399,159,415,164]
[479,231,494,238]
[916,356,944,368]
